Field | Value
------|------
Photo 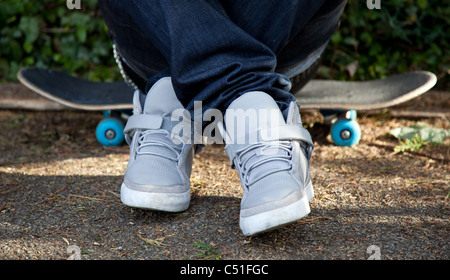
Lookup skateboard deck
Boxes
[17,67,437,147]
[294,71,437,110]
[18,67,436,112]
[17,67,136,146]
[17,67,134,111]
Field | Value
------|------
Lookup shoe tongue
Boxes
[224,91,286,151]
[240,142,291,185]
[140,131,182,159]
[143,77,184,116]
[225,91,286,129]
[142,77,189,132]
[224,92,292,184]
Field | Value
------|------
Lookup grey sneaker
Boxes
[120,77,194,212]
[223,91,314,236]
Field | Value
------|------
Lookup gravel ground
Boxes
[0,91,449,260]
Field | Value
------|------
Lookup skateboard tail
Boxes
[296,71,437,110]
[17,67,134,111]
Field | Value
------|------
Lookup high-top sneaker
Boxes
[223,91,314,236]
[121,77,194,212]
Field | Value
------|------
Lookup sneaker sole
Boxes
[240,181,313,236]
[120,183,190,212]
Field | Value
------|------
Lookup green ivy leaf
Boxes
[23,40,33,54]
[18,16,39,43]
[76,26,88,43]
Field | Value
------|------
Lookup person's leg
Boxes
[98,1,341,234]
[120,78,195,212]
[100,0,330,116]
[206,1,335,235]
[218,0,326,56]
[98,0,167,89]
[276,0,347,80]
[216,0,346,95]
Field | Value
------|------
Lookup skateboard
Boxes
[17,67,134,146]
[292,71,437,146]
[17,67,437,147]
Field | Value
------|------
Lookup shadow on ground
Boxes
[1,109,448,259]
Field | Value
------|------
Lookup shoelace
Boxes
[136,130,183,162]
[235,141,293,188]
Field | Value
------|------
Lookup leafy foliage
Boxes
[0,0,448,88]
[394,134,426,152]
[390,122,450,144]
[322,0,449,88]
[194,241,222,260]
[0,0,120,82]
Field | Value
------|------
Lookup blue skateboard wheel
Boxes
[331,119,361,146]
[95,118,124,146]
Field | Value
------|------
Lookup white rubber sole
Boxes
[120,183,190,212]
[240,182,314,236]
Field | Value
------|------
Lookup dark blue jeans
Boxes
[99,0,346,116]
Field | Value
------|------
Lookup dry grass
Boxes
[0,91,448,259]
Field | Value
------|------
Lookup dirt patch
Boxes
[0,93,448,260]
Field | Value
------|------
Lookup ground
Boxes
[0,87,448,260]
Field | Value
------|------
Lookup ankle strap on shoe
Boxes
[123,114,163,135]
[259,125,313,147]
